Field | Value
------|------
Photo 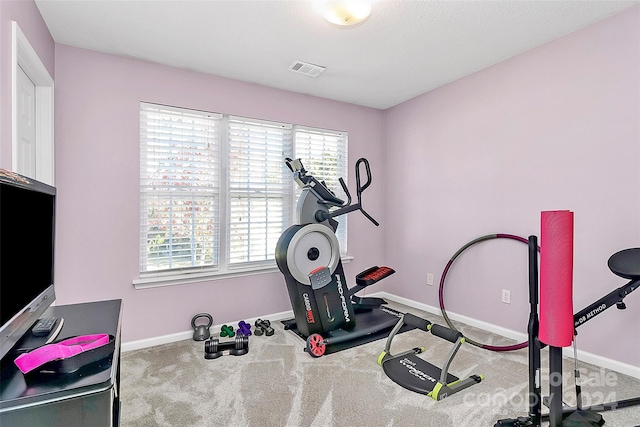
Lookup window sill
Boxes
[132,256,353,290]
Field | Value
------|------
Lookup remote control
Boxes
[31,317,60,337]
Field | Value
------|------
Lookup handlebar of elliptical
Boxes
[337,177,352,207]
[315,157,379,226]
[355,158,372,194]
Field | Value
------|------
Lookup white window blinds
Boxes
[228,117,293,265]
[140,103,222,273]
[294,127,349,253]
[139,102,349,283]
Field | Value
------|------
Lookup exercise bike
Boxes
[275,157,402,357]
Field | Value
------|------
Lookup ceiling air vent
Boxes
[288,60,326,77]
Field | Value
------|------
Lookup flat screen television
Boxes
[0,169,56,362]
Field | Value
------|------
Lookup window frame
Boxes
[225,116,294,269]
[135,103,349,289]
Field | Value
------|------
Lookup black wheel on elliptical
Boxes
[306,333,326,358]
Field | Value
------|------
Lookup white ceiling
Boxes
[35,0,639,110]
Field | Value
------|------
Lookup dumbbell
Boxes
[254,318,274,336]
[204,335,249,359]
[237,321,252,336]
[220,324,235,338]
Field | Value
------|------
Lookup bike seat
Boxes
[608,248,640,280]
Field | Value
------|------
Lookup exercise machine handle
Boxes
[403,313,431,332]
[359,207,380,227]
[430,324,463,343]
[337,177,352,207]
[355,158,372,194]
[314,157,379,226]
[354,158,377,225]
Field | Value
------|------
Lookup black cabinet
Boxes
[0,299,122,427]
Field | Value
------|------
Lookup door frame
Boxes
[12,21,54,185]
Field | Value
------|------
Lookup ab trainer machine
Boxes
[378,313,484,401]
[276,157,401,357]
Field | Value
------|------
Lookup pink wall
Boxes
[0,0,54,169]
[2,0,638,369]
[53,45,385,343]
[383,6,640,367]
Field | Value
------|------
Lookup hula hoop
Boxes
[438,233,533,352]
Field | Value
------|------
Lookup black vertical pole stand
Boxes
[496,241,637,427]
[548,346,564,427]
[527,235,542,427]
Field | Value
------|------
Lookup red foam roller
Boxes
[539,210,574,347]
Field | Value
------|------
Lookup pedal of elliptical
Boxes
[352,296,387,308]
[356,266,395,287]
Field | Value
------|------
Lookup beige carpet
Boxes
[120,302,640,427]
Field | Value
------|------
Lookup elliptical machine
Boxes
[276,157,401,357]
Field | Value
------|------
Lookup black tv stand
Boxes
[0,299,122,427]
[13,317,65,355]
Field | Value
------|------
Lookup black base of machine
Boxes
[282,305,412,355]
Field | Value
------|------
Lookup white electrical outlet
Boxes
[502,289,511,304]
[427,273,434,286]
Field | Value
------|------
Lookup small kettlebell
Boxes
[192,313,213,341]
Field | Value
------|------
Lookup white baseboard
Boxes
[121,292,640,380]
[121,309,293,353]
[373,291,528,342]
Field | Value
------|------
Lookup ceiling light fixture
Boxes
[320,1,372,27]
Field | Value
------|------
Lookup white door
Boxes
[16,64,37,179]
